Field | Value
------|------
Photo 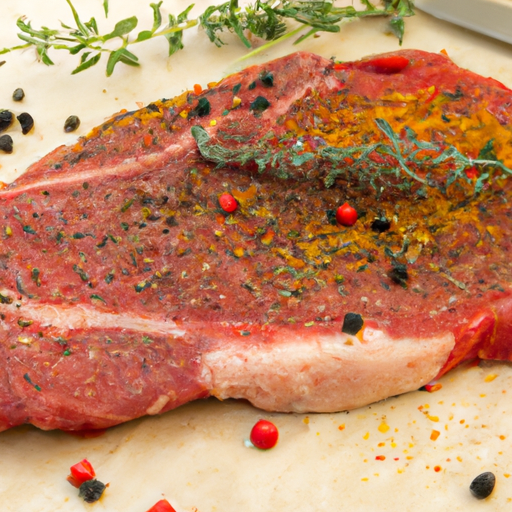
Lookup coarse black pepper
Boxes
[0,110,13,132]
[371,218,391,233]
[389,263,408,286]
[259,71,274,87]
[250,96,271,113]
[470,472,495,499]
[0,134,13,153]
[16,112,34,134]
[78,479,106,503]
[64,115,80,132]
[12,88,25,101]
[341,312,364,335]
[189,97,211,117]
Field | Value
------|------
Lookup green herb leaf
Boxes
[71,52,101,74]
[103,16,138,41]
[106,47,139,76]
[388,15,405,45]
[164,4,195,56]
[65,0,90,36]
[37,45,54,66]
[150,1,163,32]
[136,30,153,42]
[69,43,86,55]
[85,17,99,35]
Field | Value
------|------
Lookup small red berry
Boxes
[336,202,357,226]
[219,193,237,213]
[250,419,279,450]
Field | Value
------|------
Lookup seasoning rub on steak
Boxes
[1,50,512,432]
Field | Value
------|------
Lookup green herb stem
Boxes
[238,24,304,62]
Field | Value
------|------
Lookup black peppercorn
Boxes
[470,472,495,499]
[341,313,364,335]
[12,88,25,101]
[17,112,34,134]
[0,110,13,133]
[371,218,391,233]
[78,479,106,503]
[0,134,13,153]
[64,115,80,132]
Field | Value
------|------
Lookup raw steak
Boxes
[1,50,512,431]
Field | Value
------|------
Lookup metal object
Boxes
[416,0,512,45]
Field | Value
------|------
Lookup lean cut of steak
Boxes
[1,50,512,432]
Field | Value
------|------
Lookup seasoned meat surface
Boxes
[1,50,512,431]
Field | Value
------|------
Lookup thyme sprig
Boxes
[1,0,414,76]
[191,120,512,196]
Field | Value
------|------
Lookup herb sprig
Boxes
[191,120,512,196]
[1,0,414,76]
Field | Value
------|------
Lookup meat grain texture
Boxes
[1,50,512,431]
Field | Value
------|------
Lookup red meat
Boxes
[1,50,512,431]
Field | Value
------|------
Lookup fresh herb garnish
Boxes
[0,0,414,76]
[192,119,512,196]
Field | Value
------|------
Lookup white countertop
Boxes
[1,1,512,511]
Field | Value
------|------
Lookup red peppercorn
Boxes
[219,193,237,213]
[250,419,279,449]
[336,202,357,226]
[360,55,410,74]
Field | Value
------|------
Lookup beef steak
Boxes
[1,50,512,431]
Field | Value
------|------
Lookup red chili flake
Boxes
[146,499,177,512]
[67,458,96,488]
[425,86,440,104]
[193,84,202,95]
[424,383,443,393]
[375,455,386,461]
[219,193,238,213]
[465,167,479,179]
[250,419,279,450]
[336,202,357,226]
[434,465,442,472]
[333,63,348,71]
[143,134,153,147]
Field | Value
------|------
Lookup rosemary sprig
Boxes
[1,0,414,76]
[191,120,512,196]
